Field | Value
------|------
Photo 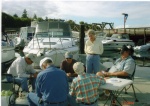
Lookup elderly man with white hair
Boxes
[84,29,104,74]
[68,62,106,106]
[27,57,69,106]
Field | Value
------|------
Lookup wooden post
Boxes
[79,24,85,54]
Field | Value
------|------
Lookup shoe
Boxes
[19,91,28,99]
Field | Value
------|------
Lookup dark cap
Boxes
[120,45,134,55]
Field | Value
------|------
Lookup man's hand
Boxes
[30,72,38,78]
[33,72,38,78]
[67,73,72,77]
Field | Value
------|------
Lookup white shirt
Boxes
[7,57,36,78]
[84,38,104,55]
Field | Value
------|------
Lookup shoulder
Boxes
[85,40,90,44]
[61,60,66,64]
[13,57,24,64]
[72,59,77,63]
[126,56,135,62]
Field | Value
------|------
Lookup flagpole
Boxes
[122,13,128,33]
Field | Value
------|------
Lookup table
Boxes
[100,78,133,106]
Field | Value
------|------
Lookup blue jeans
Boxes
[67,94,98,106]
[86,54,100,74]
[7,76,36,92]
[27,92,68,106]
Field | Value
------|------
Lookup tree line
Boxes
[2,9,113,32]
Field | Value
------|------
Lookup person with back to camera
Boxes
[60,52,77,82]
[68,62,106,106]
[27,57,69,106]
[84,29,104,74]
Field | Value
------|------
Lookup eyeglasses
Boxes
[66,58,71,59]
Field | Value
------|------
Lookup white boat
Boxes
[1,34,16,73]
[102,33,135,50]
[14,26,35,48]
[23,21,79,68]
[134,43,150,52]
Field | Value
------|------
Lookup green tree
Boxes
[45,17,48,21]
[22,9,28,18]
[13,13,18,18]
[79,21,84,25]
[66,20,76,30]
[37,17,44,22]
[33,13,37,19]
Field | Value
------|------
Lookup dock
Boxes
[1,60,150,106]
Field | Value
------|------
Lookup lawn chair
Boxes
[118,63,139,102]
[2,73,21,105]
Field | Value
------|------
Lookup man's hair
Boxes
[87,29,95,35]
[43,59,53,65]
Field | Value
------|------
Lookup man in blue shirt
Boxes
[27,57,69,106]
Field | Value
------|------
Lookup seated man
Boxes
[27,57,69,106]
[97,45,135,78]
[7,53,38,92]
[96,45,135,100]
[60,52,77,82]
[68,62,106,106]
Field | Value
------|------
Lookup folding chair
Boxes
[2,73,21,106]
[118,63,139,102]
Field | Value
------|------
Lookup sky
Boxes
[2,0,150,28]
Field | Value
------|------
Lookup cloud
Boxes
[2,1,150,27]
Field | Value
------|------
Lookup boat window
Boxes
[111,34,122,38]
[36,33,48,37]
[48,29,63,37]
[27,33,35,40]
[36,21,72,37]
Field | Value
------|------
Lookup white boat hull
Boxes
[103,41,135,50]
[2,46,15,63]
[23,46,79,68]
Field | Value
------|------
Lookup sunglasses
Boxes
[66,58,72,59]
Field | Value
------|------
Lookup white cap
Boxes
[25,53,36,61]
[73,62,85,75]
[39,57,53,69]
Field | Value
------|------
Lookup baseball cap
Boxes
[65,52,73,59]
[25,53,36,62]
[120,45,134,55]
[73,62,85,75]
[39,57,53,70]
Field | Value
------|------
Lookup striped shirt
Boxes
[69,73,106,103]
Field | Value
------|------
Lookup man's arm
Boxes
[105,71,128,77]
[35,75,42,98]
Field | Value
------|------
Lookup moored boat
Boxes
[102,33,135,50]
[23,21,79,68]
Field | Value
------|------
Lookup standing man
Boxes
[68,62,106,106]
[27,57,69,106]
[60,52,77,82]
[7,53,37,92]
[84,29,104,74]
